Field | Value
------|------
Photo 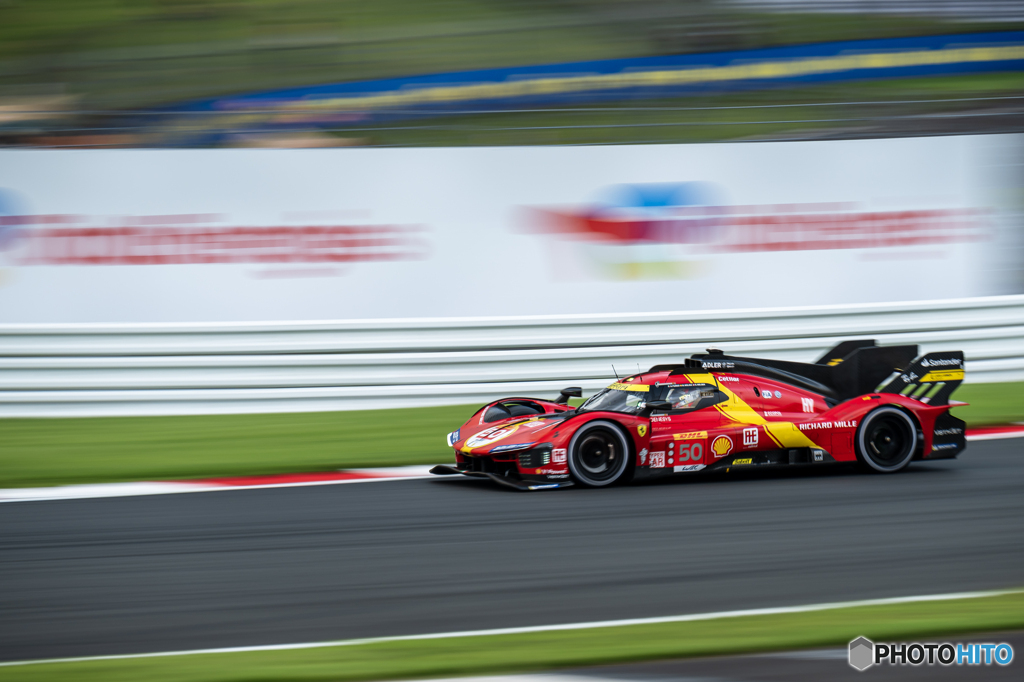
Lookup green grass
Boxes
[1,590,1022,682]
[953,381,1024,427]
[0,404,474,488]
[2,1,1022,109]
[0,381,1020,489]
[333,71,1024,147]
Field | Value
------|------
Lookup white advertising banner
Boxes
[0,136,1020,323]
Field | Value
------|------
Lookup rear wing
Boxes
[680,341,916,402]
[672,340,962,405]
[815,340,877,366]
[878,350,965,406]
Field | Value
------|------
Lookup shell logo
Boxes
[711,435,733,457]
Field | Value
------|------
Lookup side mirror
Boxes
[644,400,673,414]
[555,386,583,404]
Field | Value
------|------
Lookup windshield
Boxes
[579,382,723,415]
[662,386,712,410]
[578,383,650,415]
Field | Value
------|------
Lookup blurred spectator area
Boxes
[726,1,1024,22]
[3,1,1024,147]
[5,0,1024,110]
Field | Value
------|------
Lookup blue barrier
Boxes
[180,31,1024,116]
[155,31,1024,144]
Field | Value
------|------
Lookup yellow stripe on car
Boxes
[680,373,822,450]
[607,382,650,392]
[762,422,820,449]
[920,369,965,382]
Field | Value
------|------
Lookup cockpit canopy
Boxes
[579,381,725,415]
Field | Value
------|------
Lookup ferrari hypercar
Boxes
[430,340,967,490]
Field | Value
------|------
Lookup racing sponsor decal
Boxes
[637,424,648,437]
[607,382,650,392]
[718,376,739,382]
[802,397,814,413]
[762,390,771,400]
[649,451,666,468]
[522,420,547,429]
[552,448,567,464]
[702,361,735,369]
[673,431,707,440]
[4,213,429,266]
[675,442,703,462]
[651,415,671,422]
[527,185,986,266]
[774,390,782,398]
[465,424,520,448]
[920,369,965,382]
[934,428,963,436]
[711,435,733,457]
[765,422,821,449]
[764,410,782,417]
[638,448,648,465]
[921,357,962,368]
[490,442,535,453]
[733,458,753,465]
[711,381,820,450]
[537,469,569,477]
[743,427,758,447]
[673,464,706,472]
[799,420,857,430]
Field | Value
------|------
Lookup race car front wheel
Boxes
[856,406,918,473]
[567,420,631,487]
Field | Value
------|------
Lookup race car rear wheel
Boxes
[856,406,918,473]
[567,420,631,487]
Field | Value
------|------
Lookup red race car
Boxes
[431,340,967,490]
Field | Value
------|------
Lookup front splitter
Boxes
[429,465,574,491]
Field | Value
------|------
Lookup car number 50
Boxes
[677,443,703,462]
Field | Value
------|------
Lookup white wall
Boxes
[0,135,1019,324]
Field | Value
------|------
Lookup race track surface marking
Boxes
[2,426,1021,503]
[1,588,1018,667]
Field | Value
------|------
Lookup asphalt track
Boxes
[2,439,1023,663]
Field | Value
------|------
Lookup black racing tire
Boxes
[855,406,918,473]
[567,420,632,487]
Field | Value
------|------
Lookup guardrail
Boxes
[1,295,1022,417]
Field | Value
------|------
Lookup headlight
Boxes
[518,443,553,468]
[446,429,460,447]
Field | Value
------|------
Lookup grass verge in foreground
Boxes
[0,381,1019,489]
[2,591,1022,682]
